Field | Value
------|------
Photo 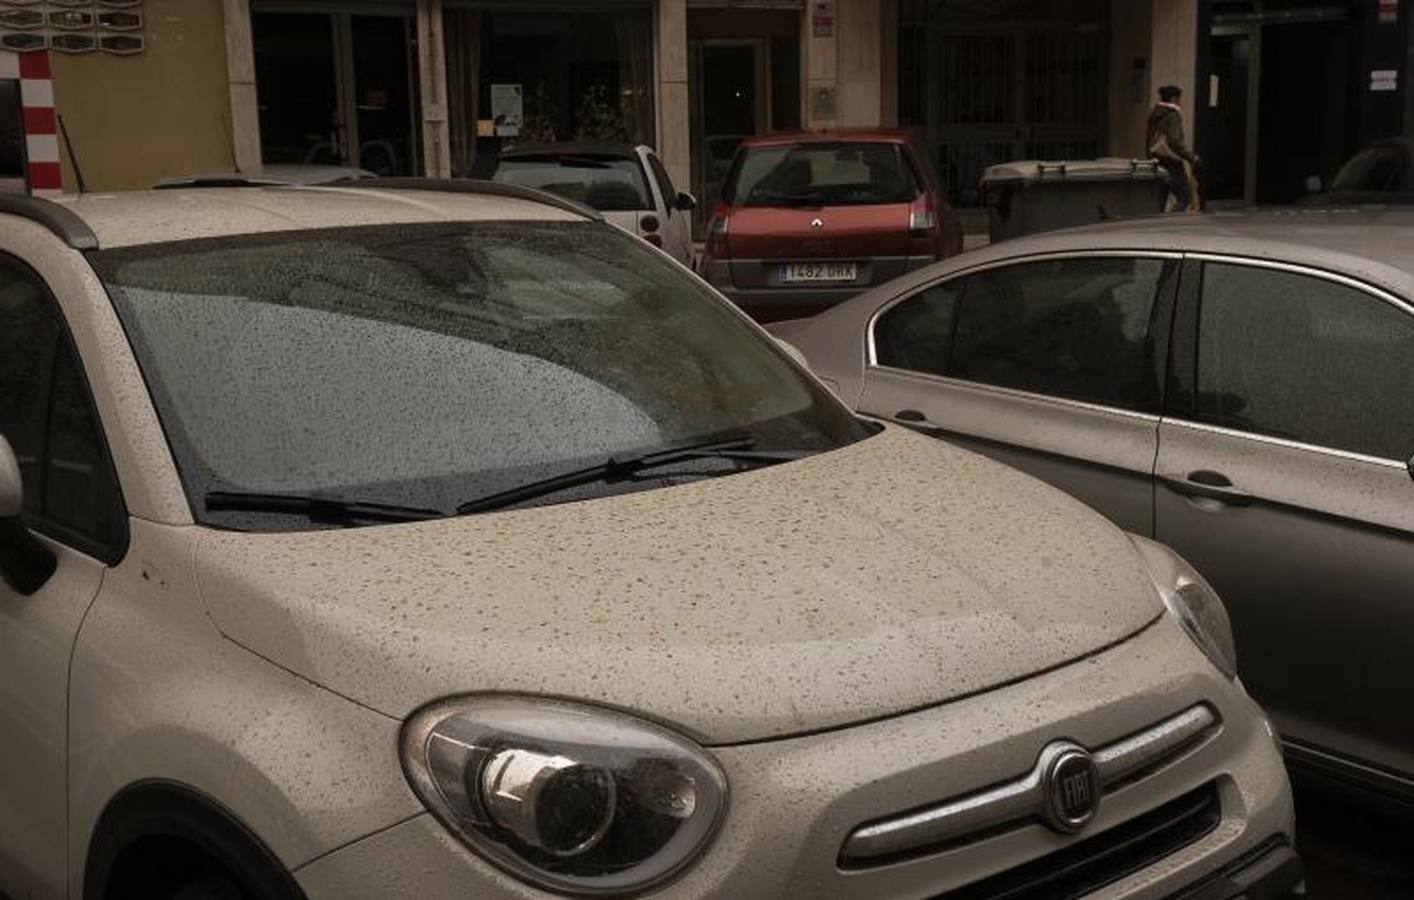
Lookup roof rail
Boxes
[348,177,603,222]
[0,194,98,250]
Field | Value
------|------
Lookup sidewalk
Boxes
[960,208,991,253]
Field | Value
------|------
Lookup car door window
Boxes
[1195,262,1414,460]
[0,269,57,514]
[948,257,1169,412]
[0,257,124,557]
[45,341,125,549]
[646,152,676,211]
[872,281,962,376]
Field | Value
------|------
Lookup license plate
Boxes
[780,262,857,284]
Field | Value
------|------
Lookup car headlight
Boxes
[400,697,727,895]
[1129,535,1238,679]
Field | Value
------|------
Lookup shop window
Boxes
[444,4,655,178]
[252,11,418,176]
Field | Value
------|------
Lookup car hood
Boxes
[195,427,1162,744]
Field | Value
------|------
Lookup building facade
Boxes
[897,0,1414,206]
[11,0,896,222]
[9,0,1413,211]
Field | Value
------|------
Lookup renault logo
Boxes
[810,217,824,229]
[1041,743,1100,833]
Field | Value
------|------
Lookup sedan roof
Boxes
[39,184,586,249]
[957,206,1414,287]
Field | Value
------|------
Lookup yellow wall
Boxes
[52,0,233,191]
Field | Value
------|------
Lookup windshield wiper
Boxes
[205,491,445,524]
[456,436,807,516]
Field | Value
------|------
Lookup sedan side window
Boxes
[1195,263,1414,460]
[873,282,961,376]
[0,257,124,557]
[948,257,1169,412]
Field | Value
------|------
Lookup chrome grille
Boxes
[839,705,1219,868]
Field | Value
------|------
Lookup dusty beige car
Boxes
[0,184,1298,899]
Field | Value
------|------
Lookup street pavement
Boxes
[1295,786,1414,898]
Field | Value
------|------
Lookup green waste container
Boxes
[981,158,1170,243]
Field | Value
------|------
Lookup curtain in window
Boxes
[613,10,653,147]
[446,10,482,177]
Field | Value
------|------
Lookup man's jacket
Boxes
[1147,103,1194,163]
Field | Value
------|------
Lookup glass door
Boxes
[690,39,765,231]
[347,14,418,176]
[253,10,419,175]
[1202,28,1255,203]
[253,12,340,167]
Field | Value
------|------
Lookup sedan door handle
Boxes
[1159,471,1255,507]
[893,409,947,438]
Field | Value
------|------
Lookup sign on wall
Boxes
[1379,0,1398,25]
[0,2,145,55]
[810,0,835,38]
[491,84,522,137]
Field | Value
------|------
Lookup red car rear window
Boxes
[726,142,920,207]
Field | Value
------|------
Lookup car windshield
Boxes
[729,142,920,207]
[92,221,868,531]
[493,156,653,211]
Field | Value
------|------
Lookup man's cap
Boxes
[1158,85,1182,101]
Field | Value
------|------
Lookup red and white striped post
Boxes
[0,50,62,196]
[20,51,60,196]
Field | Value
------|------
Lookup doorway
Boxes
[1256,22,1350,203]
[687,7,801,234]
[1201,7,1353,205]
[693,40,764,220]
[252,10,420,176]
[1203,30,1253,202]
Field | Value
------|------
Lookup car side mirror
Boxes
[1407,451,1414,482]
[675,192,697,212]
[0,434,56,596]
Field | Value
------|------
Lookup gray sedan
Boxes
[772,207,1414,806]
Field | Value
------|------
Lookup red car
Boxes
[700,129,963,322]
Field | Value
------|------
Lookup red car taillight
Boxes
[909,197,937,236]
[706,203,731,259]
[909,196,944,258]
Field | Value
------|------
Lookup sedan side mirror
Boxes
[675,192,697,212]
[0,434,56,596]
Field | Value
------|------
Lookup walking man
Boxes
[1147,85,1200,211]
